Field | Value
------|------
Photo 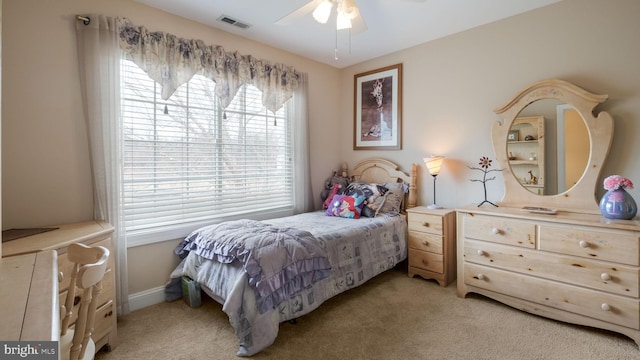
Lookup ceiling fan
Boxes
[276,0,426,34]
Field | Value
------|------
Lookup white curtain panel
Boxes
[76,14,130,315]
[292,73,313,213]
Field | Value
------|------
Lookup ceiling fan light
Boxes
[312,0,333,24]
[338,0,358,19]
[336,10,352,30]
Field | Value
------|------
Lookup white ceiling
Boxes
[134,0,562,68]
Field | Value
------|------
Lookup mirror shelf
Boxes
[492,79,613,214]
[507,116,545,195]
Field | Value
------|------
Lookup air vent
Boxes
[217,15,251,29]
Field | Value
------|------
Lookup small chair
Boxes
[60,243,110,360]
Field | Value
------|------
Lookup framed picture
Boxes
[354,63,402,150]
[508,130,519,141]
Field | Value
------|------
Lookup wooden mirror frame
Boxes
[492,79,613,214]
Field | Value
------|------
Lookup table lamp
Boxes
[424,156,444,209]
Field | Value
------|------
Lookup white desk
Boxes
[0,250,59,341]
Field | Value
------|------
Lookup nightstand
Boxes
[406,206,456,286]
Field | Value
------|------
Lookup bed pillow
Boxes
[325,194,365,219]
[377,182,407,215]
[362,194,387,218]
[344,182,390,217]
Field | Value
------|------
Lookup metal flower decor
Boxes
[469,156,502,207]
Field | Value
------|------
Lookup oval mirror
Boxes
[492,79,613,214]
[508,99,590,195]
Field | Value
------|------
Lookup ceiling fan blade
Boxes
[275,0,322,25]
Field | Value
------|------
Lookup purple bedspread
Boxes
[174,219,331,314]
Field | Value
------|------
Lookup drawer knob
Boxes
[422,259,429,265]
[579,240,589,248]
[601,273,612,281]
[601,303,611,311]
[422,222,430,227]
[58,272,64,283]
[477,249,485,256]
[491,228,500,235]
[422,240,429,246]
[476,274,485,280]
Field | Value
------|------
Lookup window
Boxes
[121,59,294,245]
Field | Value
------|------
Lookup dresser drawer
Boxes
[539,225,640,266]
[463,239,639,297]
[462,214,536,248]
[408,212,444,235]
[93,300,115,344]
[463,263,640,329]
[408,232,443,254]
[409,249,443,273]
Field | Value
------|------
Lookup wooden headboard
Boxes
[348,158,417,211]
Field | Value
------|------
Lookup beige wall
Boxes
[340,0,640,211]
[3,0,640,301]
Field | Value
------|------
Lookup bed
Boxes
[165,158,417,356]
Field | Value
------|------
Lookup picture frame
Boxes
[353,63,402,150]
[508,130,519,142]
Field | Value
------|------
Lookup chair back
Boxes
[60,243,109,360]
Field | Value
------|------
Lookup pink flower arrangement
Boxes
[603,175,634,191]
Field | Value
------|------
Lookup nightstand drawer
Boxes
[408,232,443,254]
[409,249,444,273]
[462,214,535,249]
[408,212,444,235]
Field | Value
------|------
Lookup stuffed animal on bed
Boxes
[322,183,342,209]
[320,169,350,209]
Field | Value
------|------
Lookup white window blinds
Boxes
[121,59,294,243]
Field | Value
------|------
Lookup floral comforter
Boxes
[167,211,407,356]
[173,219,331,314]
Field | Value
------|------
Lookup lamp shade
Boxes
[312,0,333,24]
[337,0,358,30]
[424,156,444,176]
[336,10,352,29]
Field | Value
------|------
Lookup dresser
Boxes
[406,206,456,286]
[457,206,640,346]
[3,221,117,353]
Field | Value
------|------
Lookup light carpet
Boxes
[96,269,638,360]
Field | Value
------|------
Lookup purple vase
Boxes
[599,188,637,220]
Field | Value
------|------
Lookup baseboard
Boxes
[128,286,166,311]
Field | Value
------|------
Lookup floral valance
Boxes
[116,17,300,113]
